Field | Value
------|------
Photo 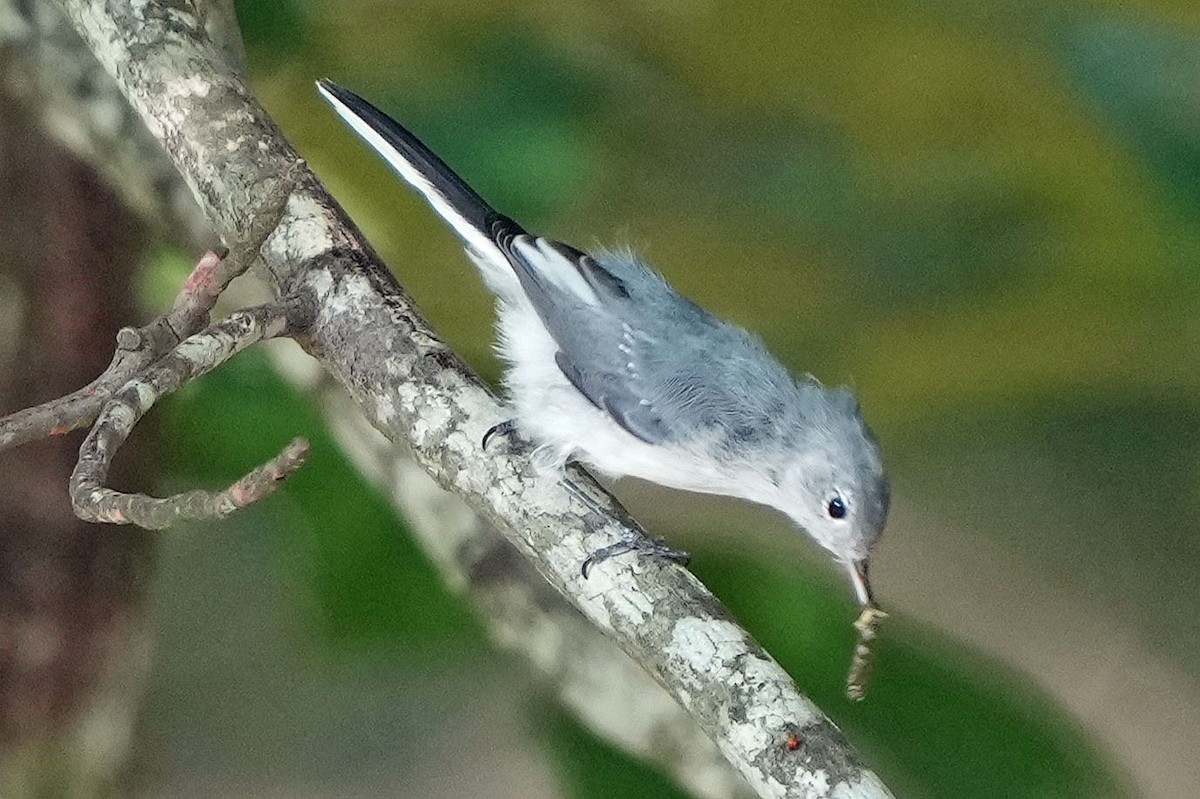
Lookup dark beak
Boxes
[847,558,876,607]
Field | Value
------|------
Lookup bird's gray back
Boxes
[512,245,811,450]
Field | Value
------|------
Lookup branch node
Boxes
[116,326,142,350]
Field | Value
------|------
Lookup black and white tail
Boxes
[318,81,604,306]
[316,80,522,264]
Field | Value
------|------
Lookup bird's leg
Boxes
[485,428,691,576]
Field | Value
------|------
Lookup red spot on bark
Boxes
[229,483,250,506]
[785,734,803,752]
[49,424,70,436]
[181,254,220,295]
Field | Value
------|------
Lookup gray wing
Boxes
[500,238,800,446]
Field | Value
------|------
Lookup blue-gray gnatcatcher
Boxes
[317,81,890,609]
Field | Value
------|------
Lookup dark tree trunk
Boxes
[0,90,155,795]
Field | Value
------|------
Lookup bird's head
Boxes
[774,386,889,606]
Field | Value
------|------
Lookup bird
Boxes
[317,80,889,608]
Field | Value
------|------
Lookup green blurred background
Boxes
[135,1,1198,797]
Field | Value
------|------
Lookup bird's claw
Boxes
[482,419,519,450]
[581,536,690,579]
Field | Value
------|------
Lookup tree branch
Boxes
[0,244,232,450]
[0,0,240,247]
[314,374,758,799]
[69,297,309,527]
[0,243,313,527]
[34,1,892,795]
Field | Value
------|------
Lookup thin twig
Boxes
[0,239,273,451]
[0,172,296,453]
[73,436,309,528]
[70,301,304,527]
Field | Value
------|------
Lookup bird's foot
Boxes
[581,535,690,579]
[556,471,689,577]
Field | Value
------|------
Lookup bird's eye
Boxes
[826,496,847,519]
